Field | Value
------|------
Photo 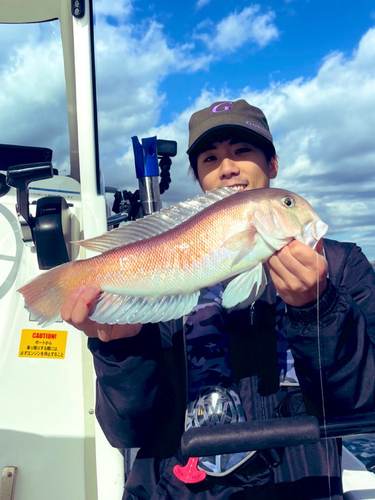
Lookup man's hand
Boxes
[266,240,328,307]
[61,285,142,342]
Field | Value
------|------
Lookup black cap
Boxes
[187,99,275,156]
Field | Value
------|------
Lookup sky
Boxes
[0,0,375,261]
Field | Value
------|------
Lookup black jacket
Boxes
[88,239,375,499]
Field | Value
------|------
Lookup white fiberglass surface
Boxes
[0,189,90,500]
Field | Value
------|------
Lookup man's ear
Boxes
[269,156,278,179]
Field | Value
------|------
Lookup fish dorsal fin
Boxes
[76,187,238,253]
[89,290,201,324]
[222,263,267,309]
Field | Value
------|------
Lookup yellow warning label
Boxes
[19,329,68,359]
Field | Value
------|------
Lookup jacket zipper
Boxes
[250,302,255,325]
[182,315,189,406]
[259,393,266,420]
[251,301,266,420]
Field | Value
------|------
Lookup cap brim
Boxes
[187,124,275,156]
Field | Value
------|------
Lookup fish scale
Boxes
[18,187,328,326]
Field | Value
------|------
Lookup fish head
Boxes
[269,190,328,249]
[253,189,328,250]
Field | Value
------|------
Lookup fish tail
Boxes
[18,261,83,326]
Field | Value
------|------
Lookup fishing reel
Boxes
[108,136,177,227]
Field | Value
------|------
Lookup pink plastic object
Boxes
[173,457,207,484]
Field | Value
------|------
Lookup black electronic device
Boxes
[34,196,71,269]
[5,152,71,270]
[0,144,53,171]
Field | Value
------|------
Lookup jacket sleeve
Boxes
[87,323,167,449]
[284,242,375,417]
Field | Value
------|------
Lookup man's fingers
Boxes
[267,240,328,307]
[60,286,143,341]
[268,246,306,281]
[61,285,101,325]
[278,241,318,268]
[61,286,85,322]
[269,241,327,279]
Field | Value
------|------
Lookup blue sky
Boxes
[153,0,375,121]
[0,0,375,261]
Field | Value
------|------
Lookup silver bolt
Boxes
[89,408,94,415]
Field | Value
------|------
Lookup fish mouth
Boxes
[300,219,329,249]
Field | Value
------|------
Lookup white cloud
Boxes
[0,1,279,190]
[92,16,214,190]
[151,28,375,259]
[241,28,375,257]
[195,0,212,10]
[94,0,133,19]
[0,9,212,183]
[194,5,279,53]
[0,23,70,170]
[0,5,374,260]
[0,23,43,67]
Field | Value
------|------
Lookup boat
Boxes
[0,1,374,498]
[0,0,123,498]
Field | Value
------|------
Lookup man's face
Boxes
[196,139,278,192]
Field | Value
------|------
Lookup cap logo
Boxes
[211,101,233,113]
[245,121,267,133]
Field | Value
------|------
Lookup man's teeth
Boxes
[232,185,246,191]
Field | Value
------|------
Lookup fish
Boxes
[18,187,328,326]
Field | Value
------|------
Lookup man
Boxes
[62,99,375,499]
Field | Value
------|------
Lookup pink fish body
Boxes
[18,187,328,325]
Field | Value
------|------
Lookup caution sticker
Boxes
[19,329,68,359]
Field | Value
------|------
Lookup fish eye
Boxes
[282,196,295,208]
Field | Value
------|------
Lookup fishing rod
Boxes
[181,412,375,458]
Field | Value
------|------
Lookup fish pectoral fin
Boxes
[222,264,267,309]
[222,227,258,252]
[89,291,200,324]
[221,227,258,267]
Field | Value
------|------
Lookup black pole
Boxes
[181,413,375,458]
